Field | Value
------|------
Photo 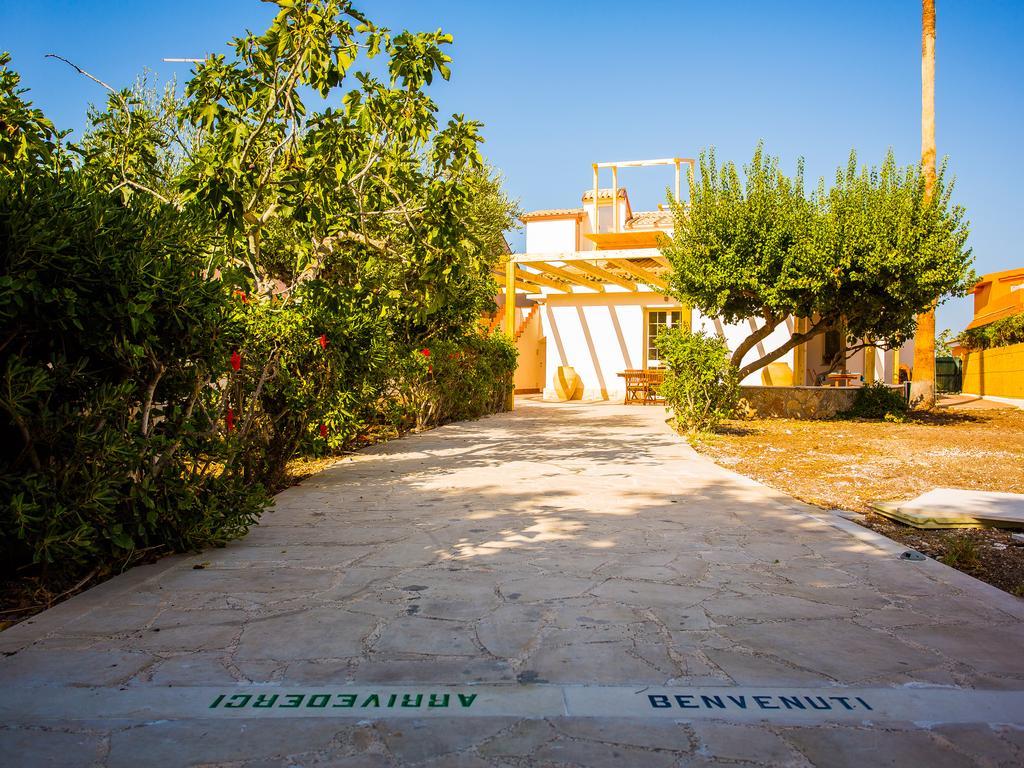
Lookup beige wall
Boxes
[804,334,914,386]
[513,308,545,393]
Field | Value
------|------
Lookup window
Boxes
[646,309,684,366]
[822,329,842,364]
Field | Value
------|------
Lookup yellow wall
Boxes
[962,341,1024,398]
[513,308,545,393]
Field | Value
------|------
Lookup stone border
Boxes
[3,684,1022,727]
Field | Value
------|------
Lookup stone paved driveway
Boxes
[2,399,1024,767]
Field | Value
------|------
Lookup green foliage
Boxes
[0,52,61,175]
[655,329,740,434]
[958,314,1024,350]
[0,167,266,573]
[386,334,517,431]
[0,1,519,587]
[842,382,909,421]
[940,534,981,570]
[935,328,955,357]
[665,144,974,378]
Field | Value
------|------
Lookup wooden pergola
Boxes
[497,157,693,408]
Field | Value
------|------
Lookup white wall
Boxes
[539,294,796,400]
[690,311,796,386]
[525,218,578,254]
[541,293,652,400]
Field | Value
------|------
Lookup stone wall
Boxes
[739,385,858,419]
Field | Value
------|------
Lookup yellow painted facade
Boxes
[961,341,1024,399]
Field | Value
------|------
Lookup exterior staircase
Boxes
[515,304,540,341]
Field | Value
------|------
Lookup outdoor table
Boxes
[617,369,665,404]
[826,372,861,387]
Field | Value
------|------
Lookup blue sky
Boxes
[4,0,1022,332]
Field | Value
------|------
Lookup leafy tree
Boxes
[664,145,974,379]
[958,314,1024,350]
[72,0,519,485]
[0,0,519,586]
[0,52,62,176]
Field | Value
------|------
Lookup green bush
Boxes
[656,329,740,433]
[958,314,1024,350]
[0,9,520,592]
[387,333,517,431]
[0,170,267,576]
[842,382,909,421]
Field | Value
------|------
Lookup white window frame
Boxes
[644,307,685,368]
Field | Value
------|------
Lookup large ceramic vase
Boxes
[553,365,583,401]
[760,361,794,387]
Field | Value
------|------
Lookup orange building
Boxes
[965,267,1024,330]
[958,267,1024,404]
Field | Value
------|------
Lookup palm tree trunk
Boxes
[913,0,937,407]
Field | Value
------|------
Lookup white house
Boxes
[499,158,914,402]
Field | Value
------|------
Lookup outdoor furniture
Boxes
[618,369,666,405]
[825,372,861,387]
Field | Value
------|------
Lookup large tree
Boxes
[663,145,973,379]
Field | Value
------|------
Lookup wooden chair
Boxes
[619,369,666,405]
[644,369,666,404]
[621,369,647,404]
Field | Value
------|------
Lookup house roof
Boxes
[625,210,674,230]
[519,207,586,222]
[581,188,629,202]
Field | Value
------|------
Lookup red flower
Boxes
[319,423,328,438]
[421,348,430,357]
[428,364,433,374]
[318,334,328,350]
[226,408,236,432]
[233,289,249,304]
[230,351,242,372]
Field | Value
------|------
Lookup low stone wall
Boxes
[739,385,858,419]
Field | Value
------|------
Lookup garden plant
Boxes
[0,1,518,597]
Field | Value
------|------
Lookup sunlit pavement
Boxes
[3,398,1024,766]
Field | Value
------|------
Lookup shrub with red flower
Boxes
[230,350,242,371]
[226,408,236,432]
[318,334,328,350]
[421,348,430,357]
[319,423,328,438]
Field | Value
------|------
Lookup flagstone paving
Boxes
[2,398,1024,766]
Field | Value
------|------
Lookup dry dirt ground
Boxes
[692,401,1024,595]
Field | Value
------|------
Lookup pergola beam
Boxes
[513,248,662,264]
[529,262,606,292]
[571,260,637,291]
[595,158,695,168]
[515,267,571,292]
[606,258,669,291]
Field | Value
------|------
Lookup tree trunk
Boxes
[913,0,937,408]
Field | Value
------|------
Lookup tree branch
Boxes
[729,312,781,368]
[736,316,832,379]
